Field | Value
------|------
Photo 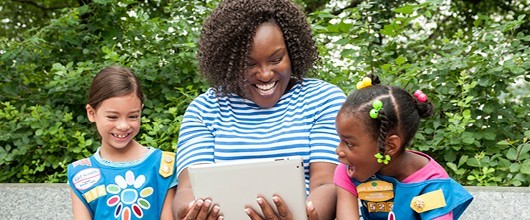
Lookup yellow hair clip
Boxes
[356,77,372,90]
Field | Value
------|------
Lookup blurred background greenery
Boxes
[1,0,529,185]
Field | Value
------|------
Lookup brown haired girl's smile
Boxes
[87,93,142,153]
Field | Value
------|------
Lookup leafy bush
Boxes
[1,0,529,185]
[310,1,530,186]
[0,0,208,182]
[0,102,93,182]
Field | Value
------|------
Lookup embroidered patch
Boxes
[83,185,107,203]
[72,168,101,190]
[357,180,394,202]
[159,151,175,178]
[72,158,92,167]
[367,201,394,213]
[410,189,447,213]
[106,170,154,219]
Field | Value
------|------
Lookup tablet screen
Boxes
[188,157,308,219]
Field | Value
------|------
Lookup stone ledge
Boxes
[0,183,72,220]
[459,186,530,219]
[0,184,528,219]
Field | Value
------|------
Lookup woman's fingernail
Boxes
[307,201,314,211]
[196,199,203,207]
[204,199,212,207]
[245,208,251,215]
[256,197,263,204]
[212,205,220,213]
[273,196,279,203]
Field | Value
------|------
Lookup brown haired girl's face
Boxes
[86,93,142,151]
[244,22,292,108]
[335,111,383,182]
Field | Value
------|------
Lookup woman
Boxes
[172,0,346,219]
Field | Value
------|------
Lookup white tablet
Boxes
[188,156,308,220]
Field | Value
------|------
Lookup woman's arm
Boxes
[172,95,219,219]
[336,186,360,220]
[172,169,195,218]
[70,188,92,220]
[305,83,346,219]
[172,169,221,220]
[306,162,337,219]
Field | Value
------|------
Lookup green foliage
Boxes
[0,102,94,182]
[1,0,529,185]
[311,0,530,186]
[0,0,209,182]
[0,0,80,41]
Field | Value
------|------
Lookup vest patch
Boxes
[73,168,101,190]
[72,158,92,167]
[366,201,394,213]
[83,185,107,203]
[159,151,175,178]
[357,180,394,202]
[410,189,447,213]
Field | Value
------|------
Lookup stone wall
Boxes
[0,184,528,219]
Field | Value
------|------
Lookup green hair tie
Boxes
[374,153,391,164]
[370,100,383,119]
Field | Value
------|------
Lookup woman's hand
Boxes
[245,195,292,220]
[174,169,224,220]
[245,195,320,220]
[177,198,223,220]
[306,201,320,220]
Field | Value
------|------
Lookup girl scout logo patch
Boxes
[73,168,101,190]
[357,180,394,202]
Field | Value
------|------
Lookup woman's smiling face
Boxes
[243,21,292,108]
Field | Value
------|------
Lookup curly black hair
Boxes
[197,0,319,97]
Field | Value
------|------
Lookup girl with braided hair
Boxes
[173,0,345,219]
[334,75,473,220]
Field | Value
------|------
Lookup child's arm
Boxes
[336,186,360,220]
[161,187,176,220]
[70,188,92,220]
[433,211,454,220]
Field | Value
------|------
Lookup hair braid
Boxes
[377,108,389,153]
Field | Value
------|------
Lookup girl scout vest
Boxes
[67,149,176,220]
[353,174,473,220]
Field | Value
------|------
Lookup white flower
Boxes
[127,10,137,18]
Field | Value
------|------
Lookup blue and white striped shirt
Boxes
[176,78,346,189]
